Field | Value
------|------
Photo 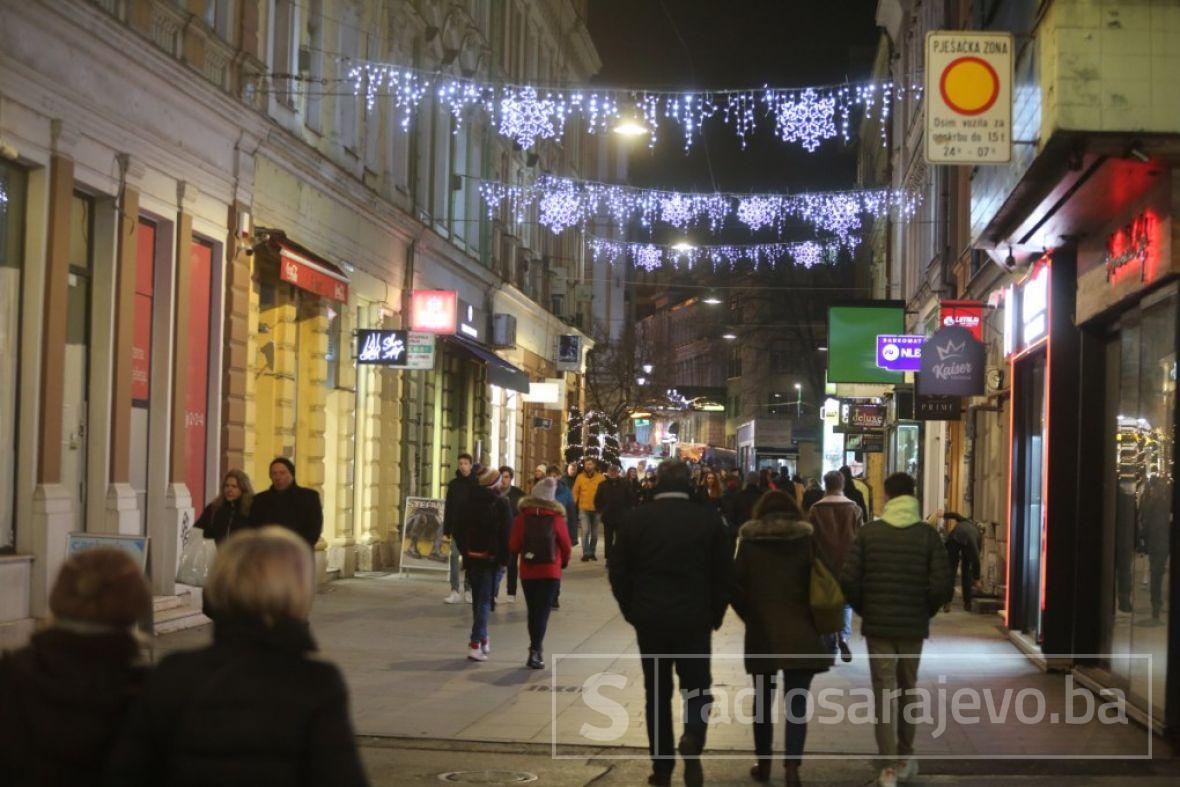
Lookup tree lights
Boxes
[343,60,915,153]
[481,175,918,243]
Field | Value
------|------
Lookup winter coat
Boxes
[732,514,835,675]
[808,494,864,576]
[195,498,248,545]
[552,481,577,525]
[504,485,525,518]
[801,486,824,512]
[461,485,513,567]
[609,490,734,633]
[509,497,573,580]
[839,495,953,640]
[572,471,606,512]
[594,477,636,525]
[248,484,323,547]
[442,470,477,548]
[843,482,869,524]
[0,628,145,787]
[104,617,367,787]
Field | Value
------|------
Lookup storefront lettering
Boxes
[1104,211,1155,283]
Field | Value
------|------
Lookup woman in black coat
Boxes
[194,469,254,545]
[732,491,834,786]
[249,457,323,548]
[106,527,367,787]
[0,549,151,787]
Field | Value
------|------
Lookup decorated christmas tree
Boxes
[564,404,583,465]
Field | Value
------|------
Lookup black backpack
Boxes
[521,513,557,564]
[465,498,503,561]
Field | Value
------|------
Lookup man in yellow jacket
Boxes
[572,458,607,562]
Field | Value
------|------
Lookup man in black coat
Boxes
[499,465,526,603]
[608,460,734,787]
[594,463,635,565]
[442,453,476,604]
[248,458,323,548]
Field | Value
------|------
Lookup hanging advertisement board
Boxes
[939,300,984,341]
[356,330,436,369]
[918,325,986,396]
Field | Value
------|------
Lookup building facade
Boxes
[0,0,623,645]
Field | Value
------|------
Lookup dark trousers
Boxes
[752,670,815,761]
[506,554,519,596]
[603,518,618,562]
[636,626,713,776]
[945,542,976,608]
[522,578,559,651]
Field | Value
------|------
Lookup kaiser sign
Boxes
[876,334,924,372]
[918,325,985,396]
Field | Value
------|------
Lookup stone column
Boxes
[296,298,330,584]
[105,173,141,535]
[220,203,251,474]
[30,142,76,616]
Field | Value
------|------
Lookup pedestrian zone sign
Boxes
[925,31,1013,165]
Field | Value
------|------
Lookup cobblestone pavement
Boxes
[158,556,1178,784]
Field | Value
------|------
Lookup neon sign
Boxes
[1104,211,1156,283]
[409,290,458,334]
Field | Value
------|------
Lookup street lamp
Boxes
[721,331,737,341]
[613,119,649,137]
[794,382,802,417]
[642,364,654,374]
[671,241,696,253]
[702,292,722,305]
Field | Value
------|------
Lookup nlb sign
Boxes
[876,334,925,372]
[925,31,1013,165]
[410,290,458,334]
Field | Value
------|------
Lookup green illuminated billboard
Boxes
[827,304,905,384]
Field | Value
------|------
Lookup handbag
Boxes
[176,531,218,587]
[809,543,845,635]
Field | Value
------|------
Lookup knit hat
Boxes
[477,466,501,486]
[270,456,296,478]
[535,464,548,475]
[50,548,152,628]
[531,477,558,502]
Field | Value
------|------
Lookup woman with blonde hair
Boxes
[106,528,368,787]
[194,468,254,546]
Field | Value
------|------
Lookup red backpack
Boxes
[521,512,557,564]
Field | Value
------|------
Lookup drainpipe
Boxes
[400,239,417,503]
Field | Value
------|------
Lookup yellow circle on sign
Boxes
[940,57,1000,116]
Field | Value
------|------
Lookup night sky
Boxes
[587,1,881,201]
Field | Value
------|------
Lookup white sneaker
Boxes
[467,643,487,662]
[877,767,897,787]
[897,758,919,782]
[480,637,491,654]
[504,594,516,604]
[463,590,472,603]
[443,591,463,604]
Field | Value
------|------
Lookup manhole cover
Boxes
[438,771,538,784]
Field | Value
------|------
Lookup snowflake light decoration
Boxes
[588,236,840,271]
[340,57,901,153]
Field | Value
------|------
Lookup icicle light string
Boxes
[336,57,920,152]
[587,236,845,272]
[480,175,918,243]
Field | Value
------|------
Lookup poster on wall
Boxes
[400,497,449,574]
[918,325,986,396]
[556,335,582,371]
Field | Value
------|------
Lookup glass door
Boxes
[1011,350,1047,642]
[63,192,94,528]
[1100,290,1176,715]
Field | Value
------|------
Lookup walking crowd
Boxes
[0,450,968,787]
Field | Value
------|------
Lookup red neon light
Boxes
[1105,210,1162,286]
[410,290,458,334]
[1004,355,1014,627]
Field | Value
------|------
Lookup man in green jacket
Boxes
[840,472,952,787]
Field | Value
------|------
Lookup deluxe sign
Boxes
[876,334,925,372]
[939,300,984,342]
[925,31,1013,165]
[918,325,986,396]
[356,329,435,369]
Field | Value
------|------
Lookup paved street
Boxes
[157,556,1179,785]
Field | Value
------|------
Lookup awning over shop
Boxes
[444,334,530,393]
[257,228,349,303]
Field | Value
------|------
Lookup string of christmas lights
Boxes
[343,58,918,152]
[481,175,918,243]
[587,235,843,272]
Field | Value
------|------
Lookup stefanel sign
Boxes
[918,325,985,396]
[410,290,458,334]
[876,334,924,372]
[939,300,984,342]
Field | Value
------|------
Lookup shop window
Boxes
[184,239,215,510]
[1100,291,1176,715]
[130,218,160,531]
[325,304,341,389]
[0,162,26,551]
[64,192,95,529]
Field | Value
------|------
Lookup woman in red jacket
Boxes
[508,477,572,669]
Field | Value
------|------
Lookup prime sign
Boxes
[925,31,1014,165]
